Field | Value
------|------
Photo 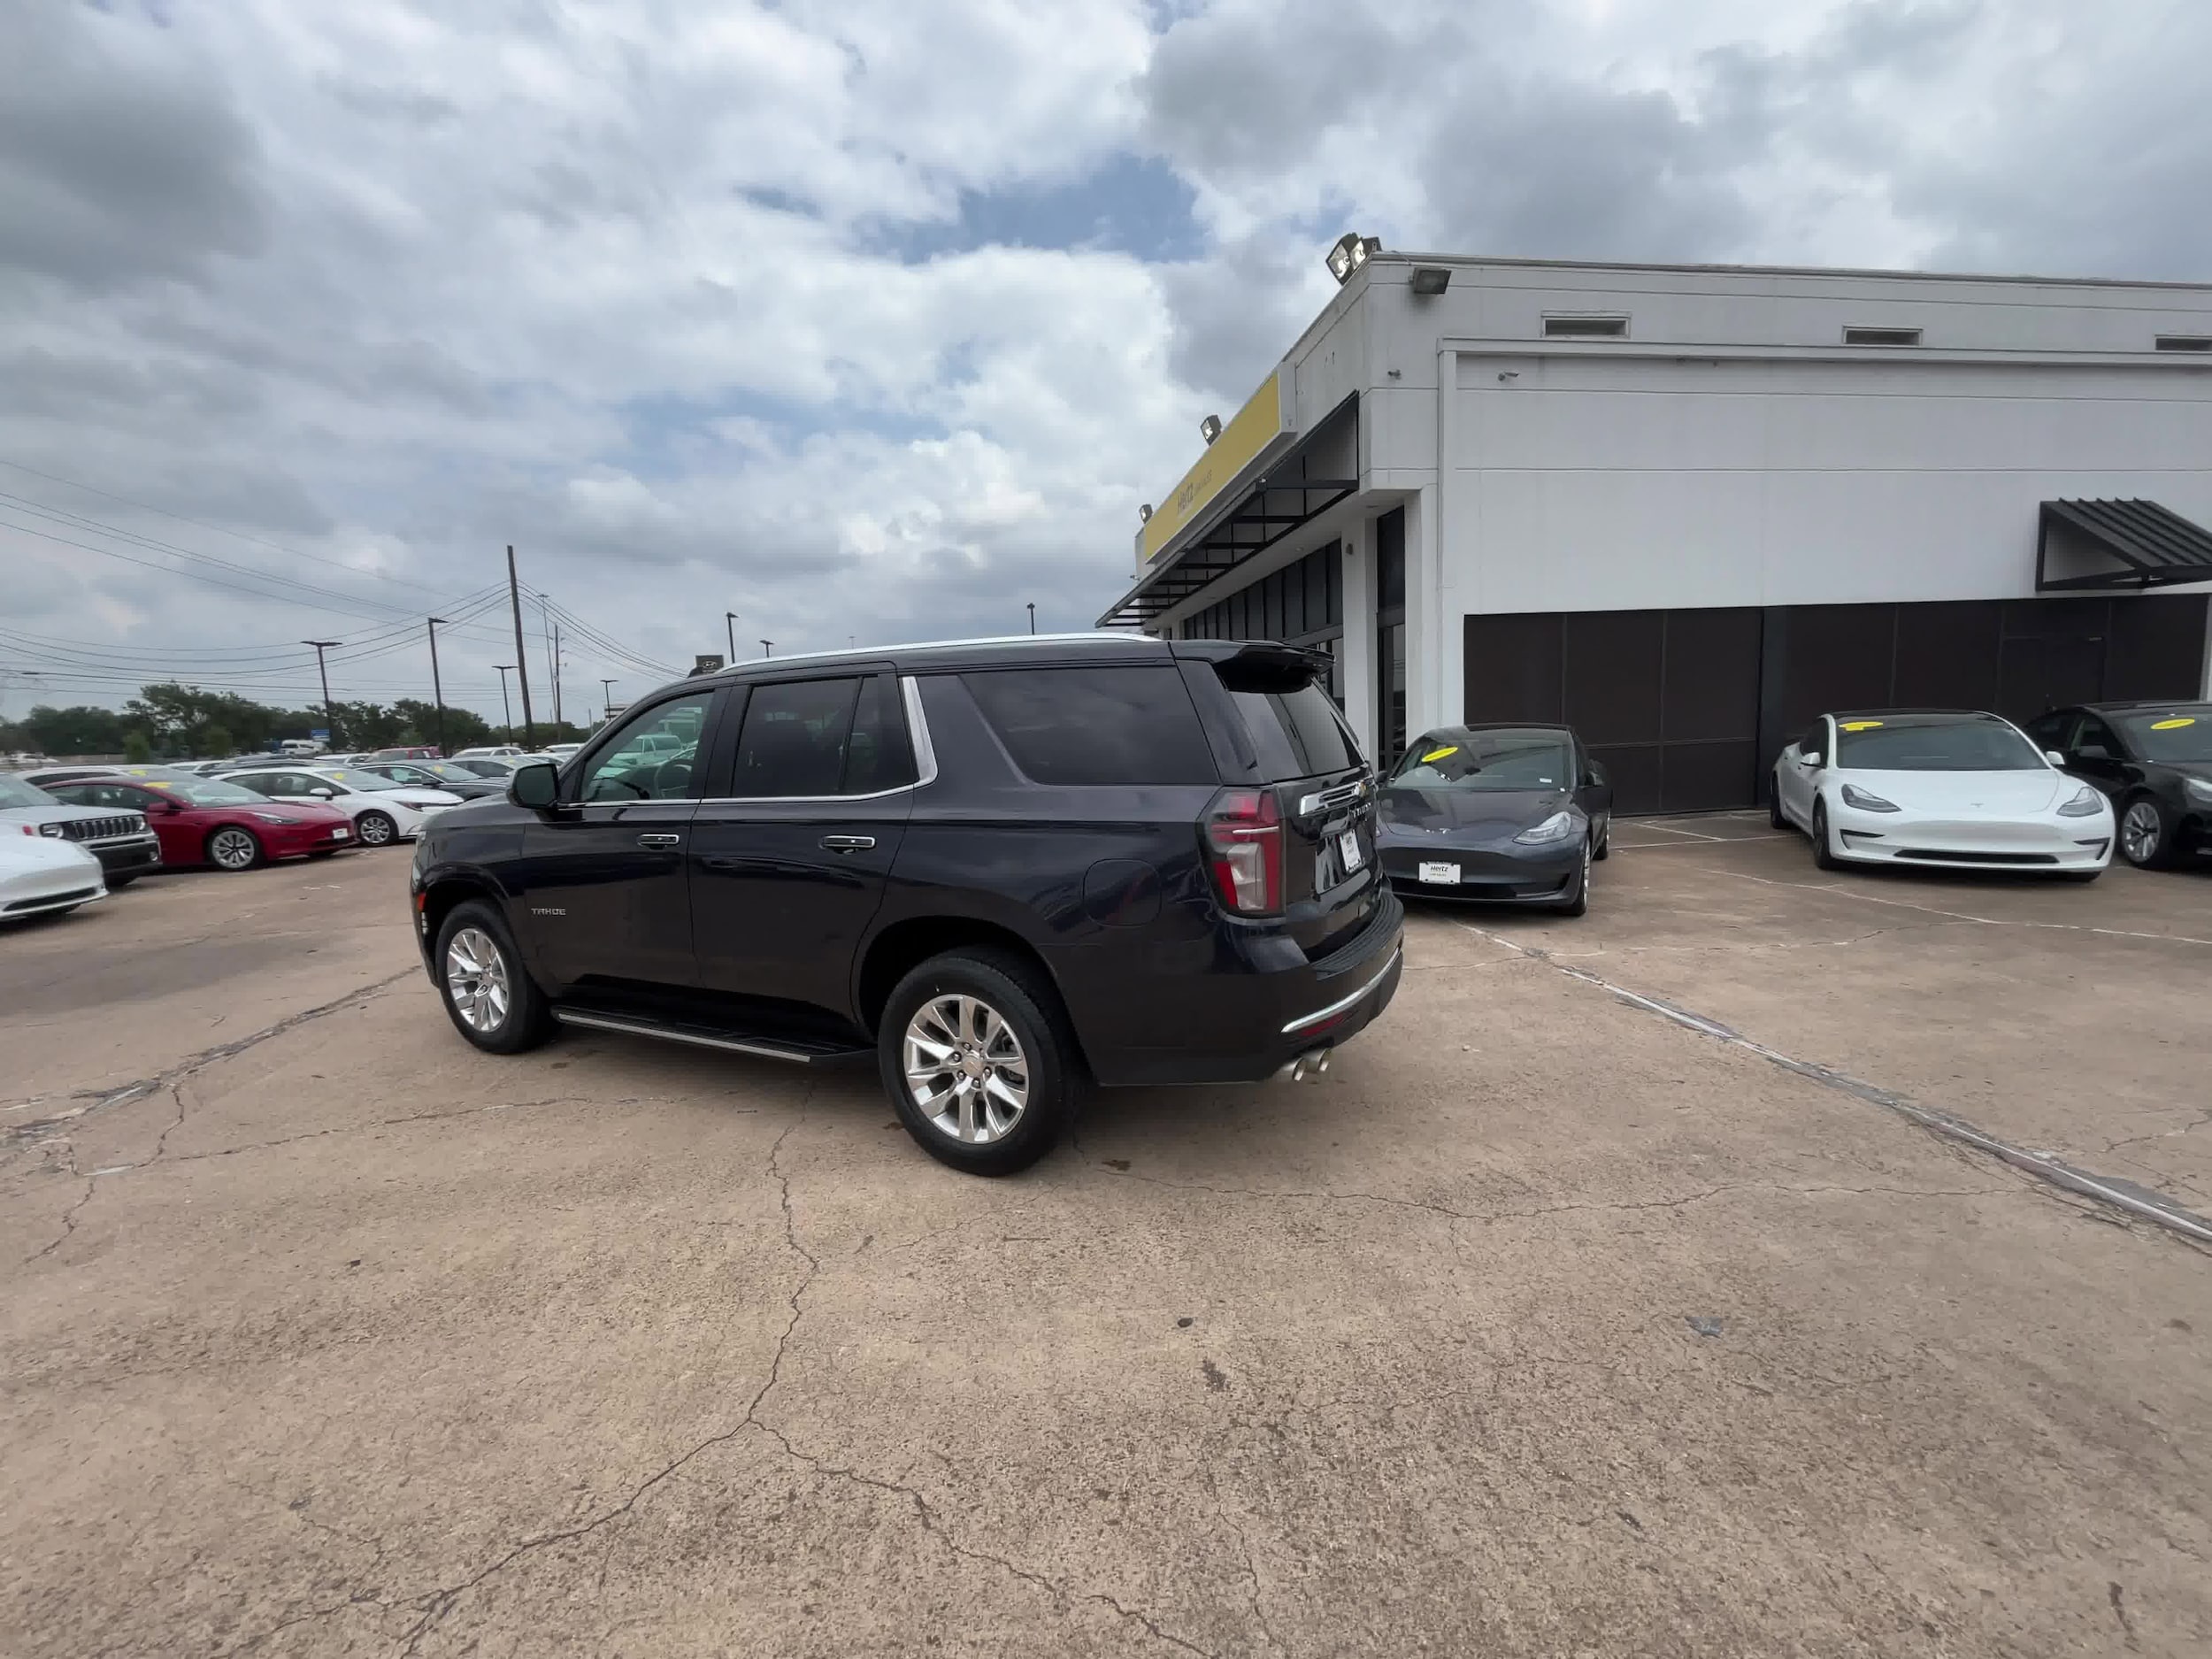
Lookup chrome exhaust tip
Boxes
[1285,1047,1333,1084]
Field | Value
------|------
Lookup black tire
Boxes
[1592,818,1610,861]
[878,949,1079,1177]
[1548,834,1592,916]
[433,899,555,1055]
[1769,773,1788,831]
[205,824,264,872]
[2116,795,2177,870]
[356,810,398,848]
[1810,802,1840,871]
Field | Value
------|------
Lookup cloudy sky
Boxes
[4,0,2207,724]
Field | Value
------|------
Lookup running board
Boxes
[551,1008,870,1065]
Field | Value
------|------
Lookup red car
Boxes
[42,774,357,872]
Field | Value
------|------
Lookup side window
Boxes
[962,666,1217,787]
[732,679,863,798]
[2023,710,2068,750]
[580,693,712,803]
[2077,715,2120,757]
[230,773,275,796]
[841,675,917,795]
[1799,721,1826,758]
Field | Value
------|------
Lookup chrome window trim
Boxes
[695,673,939,807]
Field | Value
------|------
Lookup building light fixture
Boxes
[1409,266,1451,296]
[1325,232,1380,284]
[1200,414,1223,444]
[1139,503,1154,522]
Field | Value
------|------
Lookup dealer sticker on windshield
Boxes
[1418,861,1460,885]
[1339,829,1363,871]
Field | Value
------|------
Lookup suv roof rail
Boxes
[709,631,1155,678]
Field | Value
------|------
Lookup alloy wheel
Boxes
[209,828,257,871]
[444,926,511,1033]
[357,811,395,846]
[902,994,1030,1145]
[2120,801,2162,866]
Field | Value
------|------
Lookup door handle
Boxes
[820,834,876,852]
[638,833,682,848]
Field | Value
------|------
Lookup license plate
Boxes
[331,827,350,840]
[1338,829,1363,871]
[1417,861,1461,885]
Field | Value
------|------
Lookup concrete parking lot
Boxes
[4,831,2208,1657]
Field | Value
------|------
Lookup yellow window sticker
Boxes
[1839,720,1884,732]
[2151,717,2196,730]
[1420,745,1459,764]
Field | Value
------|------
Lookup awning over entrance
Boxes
[1097,396,1358,630]
[2036,499,2212,591]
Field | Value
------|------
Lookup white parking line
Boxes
[1451,919,2212,1248]
[1700,866,2212,948]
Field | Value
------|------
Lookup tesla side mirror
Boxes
[1801,751,1823,769]
[2044,749,2068,767]
[308,787,337,799]
[509,759,558,810]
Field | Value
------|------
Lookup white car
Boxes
[217,763,462,848]
[453,745,526,759]
[541,742,582,761]
[1,834,107,922]
[1772,710,2114,879]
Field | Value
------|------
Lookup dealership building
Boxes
[1101,251,2212,812]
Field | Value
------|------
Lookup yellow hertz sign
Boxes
[1142,372,1291,563]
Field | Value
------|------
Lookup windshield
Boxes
[0,774,60,808]
[2113,706,2212,764]
[1834,716,2044,772]
[452,757,513,777]
[317,769,405,793]
[412,762,483,783]
[1390,729,1574,791]
[152,779,269,806]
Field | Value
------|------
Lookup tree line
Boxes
[0,683,598,761]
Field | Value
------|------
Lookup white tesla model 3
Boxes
[1771,710,2113,880]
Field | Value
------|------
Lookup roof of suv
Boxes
[704,631,1171,683]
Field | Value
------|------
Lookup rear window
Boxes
[963,666,1217,787]
[1213,657,1361,781]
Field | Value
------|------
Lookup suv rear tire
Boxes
[879,949,1078,1176]
[434,900,555,1054]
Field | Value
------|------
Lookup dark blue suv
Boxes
[409,634,1402,1174]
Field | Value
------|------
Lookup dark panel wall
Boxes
[1469,594,2207,813]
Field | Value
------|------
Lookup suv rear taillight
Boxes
[1202,787,1283,915]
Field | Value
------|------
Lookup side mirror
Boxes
[160,799,185,814]
[2044,749,2068,767]
[1801,751,1824,769]
[308,787,338,799]
[509,760,558,810]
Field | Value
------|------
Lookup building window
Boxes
[1542,315,1628,339]
[1174,542,1347,708]
[1375,507,1408,764]
[2155,334,2212,352]
[1843,326,1923,346]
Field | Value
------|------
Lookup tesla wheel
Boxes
[1769,775,1787,831]
[879,949,1077,1177]
[2117,796,2175,869]
[205,826,264,872]
[1593,819,1610,861]
[434,900,553,1054]
[1810,802,1840,871]
[356,810,397,847]
[1548,834,1592,916]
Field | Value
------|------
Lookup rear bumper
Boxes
[1068,887,1407,1087]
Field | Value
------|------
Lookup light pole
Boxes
[426,617,449,756]
[1026,602,1035,634]
[760,639,772,658]
[725,611,738,665]
[303,641,340,749]
[495,664,515,737]
[600,678,617,722]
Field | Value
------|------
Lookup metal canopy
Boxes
[1098,473,1359,628]
[2036,499,2212,591]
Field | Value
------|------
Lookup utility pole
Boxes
[550,618,564,727]
[505,545,536,746]
[426,617,449,756]
[303,641,340,749]
[495,665,515,736]
[725,611,738,665]
[601,678,617,722]
[760,639,772,658]
[1026,601,1036,634]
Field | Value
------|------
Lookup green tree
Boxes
[122,730,152,764]
[12,703,135,758]
[198,723,234,758]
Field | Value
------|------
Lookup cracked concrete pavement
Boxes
[3,836,2208,1655]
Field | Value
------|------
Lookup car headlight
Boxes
[1514,810,1578,845]
[2055,784,2105,818]
[1839,784,1900,813]
[38,822,65,837]
[2186,778,2212,807]
[250,811,303,825]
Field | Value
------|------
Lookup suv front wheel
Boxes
[879,949,1078,1176]
[434,900,555,1055]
